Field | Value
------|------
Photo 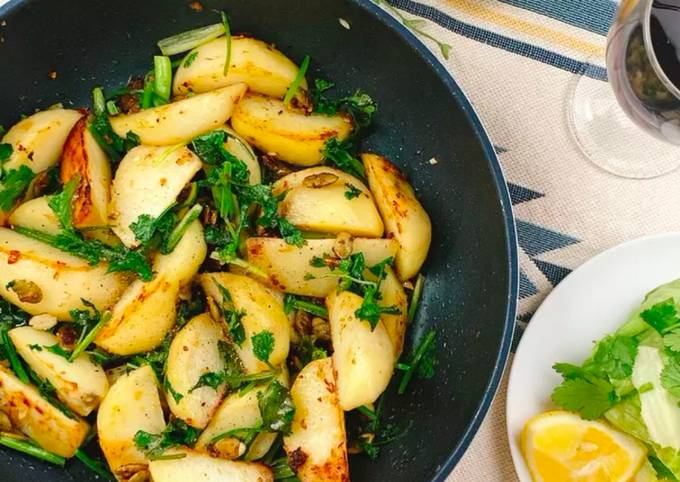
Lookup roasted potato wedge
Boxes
[246,237,399,297]
[363,153,431,280]
[166,313,228,428]
[200,273,289,373]
[60,117,112,228]
[0,227,129,320]
[1,109,82,174]
[8,196,60,234]
[97,365,166,473]
[96,221,206,355]
[174,36,307,99]
[0,365,89,457]
[377,266,408,359]
[327,290,394,410]
[109,84,247,145]
[231,93,352,166]
[109,145,202,248]
[10,326,109,416]
[284,358,349,482]
[272,166,383,237]
[149,448,273,482]
[195,386,265,454]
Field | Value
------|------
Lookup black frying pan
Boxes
[0,0,518,480]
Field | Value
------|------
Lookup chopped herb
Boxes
[0,165,35,211]
[134,419,200,460]
[322,137,365,179]
[177,295,206,328]
[293,336,328,367]
[183,51,199,68]
[153,56,172,102]
[214,280,247,346]
[353,396,411,459]
[0,433,65,466]
[28,344,42,351]
[88,114,139,163]
[157,22,226,56]
[283,294,328,318]
[48,176,79,228]
[641,298,680,334]
[164,204,203,253]
[164,379,184,403]
[105,100,119,116]
[220,12,232,76]
[129,205,178,250]
[92,87,106,116]
[209,425,263,446]
[1,329,29,383]
[252,330,275,365]
[129,333,173,380]
[310,80,377,130]
[551,373,618,420]
[283,54,310,106]
[25,365,76,419]
[43,344,73,360]
[344,183,362,200]
[397,329,437,394]
[75,448,115,480]
[69,301,111,362]
[0,143,12,167]
[258,380,295,434]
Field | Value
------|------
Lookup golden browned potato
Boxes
[231,93,352,166]
[97,365,166,474]
[272,166,384,237]
[363,153,431,280]
[96,221,206,355]
[109,145,202,248]
[246,237,399,297]
[8,196,60,234]
[149,449,273,482]
[59,116,112,228]
[377,266,408,359]
[165,313,228,428]
[174,36,307,99]
[284,358,349,482]
[109,84,247,146]
[10,326,109,416]
[1,109,82,174]
[327,290,394,411]
[200,273,289,373]
[0,227,129,320]
[0,365,89,457]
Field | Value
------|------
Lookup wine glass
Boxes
[569,0,680,178]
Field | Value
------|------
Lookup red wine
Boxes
[651,1,680,89]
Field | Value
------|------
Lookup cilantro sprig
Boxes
[134,419,200,460]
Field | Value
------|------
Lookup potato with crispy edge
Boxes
[109,145,202,248]
[10,326,109,416]
[327,290,394,410]
[272,166,383,237]
[231,93,352,166]
[109,84,247,146]
[95,221,206,355]
[1,109,82,174]
[246,237,399,297]
[165,313,228,428]
[284,358,349,482]
[149,448,273,482]
[174,36,307,99]
[0,227,129,320]
[0,365,89,457]
[362,153,431,280]
[59,117,112,228]
[97,365,165,474]
[200,273,289,373]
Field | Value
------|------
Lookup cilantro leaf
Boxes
[88,115,139,163]
[664,329,680,352]
[164,379,184,403]
[0,143,12,166]
[661,357,680,398]
[214,281,246,346]
[588,335,638,380]
[42,344,73,360]
[551,375,618,420]
[322,137,365,179]
[134,419,200,460]
[252,330,275,364]
[129,207,177,251]
[344,183,362,200]
[397,329,438,394]
[257,380,295,434]
[48,176,79,228]
[283,294,328,318]
[310,79,377,130]
[0,165,35,211]
[641,298,680,334]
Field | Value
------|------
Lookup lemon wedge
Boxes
[521,411,646,482]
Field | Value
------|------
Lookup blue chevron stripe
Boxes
[533,258,572,286]
[516,220,580,256]
[497,0,616,37]
[494,145,508,154]
[519,270,538,298]
[508,183,544,205]
[387,0,608,81]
